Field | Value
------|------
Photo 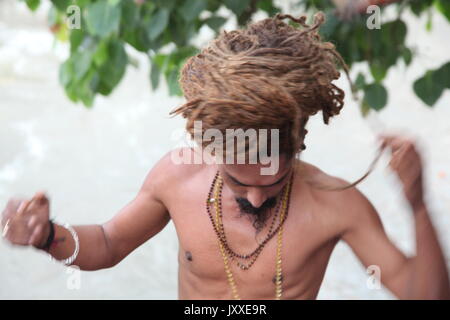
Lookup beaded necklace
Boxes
[206,172,286,270]
[206,171,294,299]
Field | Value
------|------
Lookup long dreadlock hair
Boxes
[171,12,382,196]
[170,11,352,157]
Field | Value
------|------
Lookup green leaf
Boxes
[50,0,71,11]
[63,65,99,107]
[410,0,434,17]
[413,70,444,106]
[168,18,197,47]
[59,59,73,87]
[426,9,433,31]
[75,0,90,7]
[25,0,40,11]
[147,8,170,41]
[319,10,340,39]
[170,46,199,65]
[364,83,388,111]
[433,62,450,89]
[72,50,93,81]
[206,0,221,12]
[179,0,207,22]
[370,60,387,83]
[167,67,182,96]
[152,53,169,72]
[355,72,366,90]
[65,82,79,103]
[150,61,160,90]
[401,47,412,66]
[69,29,84,53]
[224,0,252,16]
[121,0,140,30]
[148,31,167,51]
[354,23,369,52]
[379,19,406,68]
[124,26,151,52]
[435,0,450,22]
[79,86,94,107]
[98,40,127,95]
[93,40,109,66]
[360,99,371,117]
[78,69,98,107]
[257,0,281,17]
[89,70,100,93]
[367,27,383,60]
[86,0,121,37]
[155,0,176,10]
[388,19,407,45]
[349,37,361,63]
[204,16,227,32]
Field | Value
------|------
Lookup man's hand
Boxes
[379,135,424,212]
[1,191,51,248]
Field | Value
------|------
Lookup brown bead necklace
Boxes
[206,170,294,299]
[206,172,290,270]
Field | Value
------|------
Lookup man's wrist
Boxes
[34,219,55,251]
[412,198,426,215]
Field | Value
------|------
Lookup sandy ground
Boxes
[0,0,449,299]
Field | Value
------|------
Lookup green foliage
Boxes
[85,1,121,37]
[413,62,450,106]
[311,0,449,113]
[224,0,252,16]
[23,0,449,111]
[151,46,199,95]
[25,0,40,11]
[434,0,450,26]
[364,83,388,111]
[316,12,408,111]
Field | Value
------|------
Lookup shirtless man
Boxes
[2,13,449,300]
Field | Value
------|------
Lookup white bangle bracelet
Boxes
[50,223,79,266]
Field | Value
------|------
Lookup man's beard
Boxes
[235,196,278,233]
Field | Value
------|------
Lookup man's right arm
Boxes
[2,154,172,271]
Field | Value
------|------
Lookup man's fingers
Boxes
[389,152,414,173]
[28,224,44,247]
[19,193,44,216]
[27,215,39,229]
[16,200,32,216]
[34,193,50,210]
[378,135,409,150]
[2,219,10,238]
[34,191,48,204]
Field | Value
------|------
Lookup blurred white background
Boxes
[0,0,449,299]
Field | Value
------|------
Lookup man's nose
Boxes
[246,188,267,208]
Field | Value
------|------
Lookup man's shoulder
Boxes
[296,159,378,229]
[295,160,349,195]
[141,148,208,193]
[296,159,365,199]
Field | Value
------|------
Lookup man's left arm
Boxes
[341,135,450,299]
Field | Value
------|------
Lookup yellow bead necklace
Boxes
[207,172,293,300]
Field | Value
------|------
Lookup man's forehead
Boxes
[220,157,293,186]
[225,169,291,187]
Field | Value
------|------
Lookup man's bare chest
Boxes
[167,193,341,293]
